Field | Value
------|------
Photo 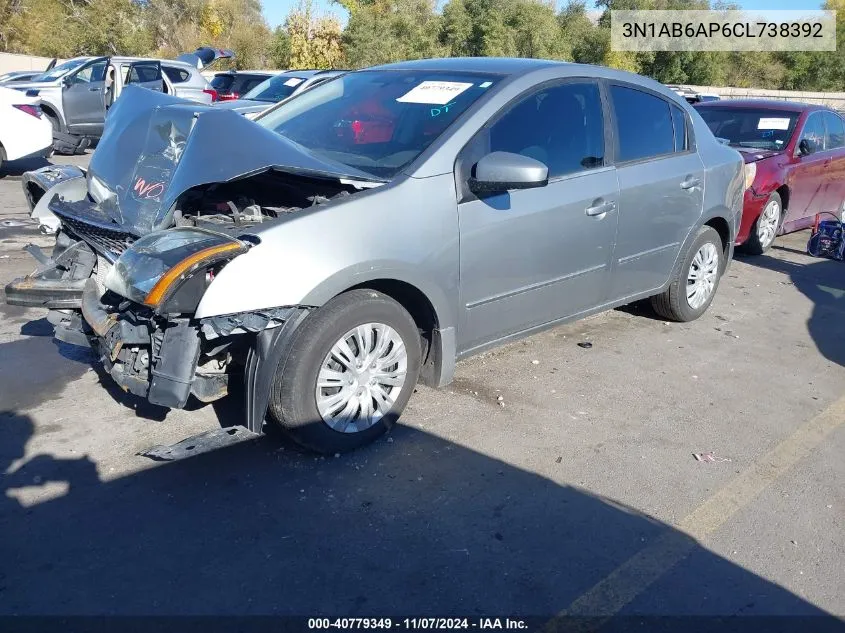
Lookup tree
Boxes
[341,0,445,67]
[285,0,344,69]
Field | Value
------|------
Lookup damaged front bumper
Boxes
[80,279,203,408]
[74,278,309,428]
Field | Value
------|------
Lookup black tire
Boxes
[651,225,724,322]
[44,112,61,153]
[267,289,422,454]
[0,145,6,173]
[742,191,782,255]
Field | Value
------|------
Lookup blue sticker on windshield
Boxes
[431,101,456,118]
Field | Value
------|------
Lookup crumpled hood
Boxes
[79,85,378,236]
[733,147,782,164]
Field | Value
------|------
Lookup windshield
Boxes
[257,70,502,179]
[31,57,90,82]
[243,74,309,102]
[697,107,800,151]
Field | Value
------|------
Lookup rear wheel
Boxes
[744,192,781,255]
[267,289,421,453]
[651,225,723,322]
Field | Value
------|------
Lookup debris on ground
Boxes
[555,456,562,463]
[531,359,540,365]
[578,342,593,349]
[138,426,258,461]
[693,451,732,463]
[0,219,29,227]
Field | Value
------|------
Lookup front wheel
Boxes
[651,225,724,322]
[743,191,782,255]
[267,289,421,453]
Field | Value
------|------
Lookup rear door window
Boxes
[163,67,191,83]
[610,85,674,162]
[670,104,688,152]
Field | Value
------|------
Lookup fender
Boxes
[668,204,737,282]
[198,258,459,389]
[21,165,87,234]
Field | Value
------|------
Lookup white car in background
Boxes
[0,86,52,171]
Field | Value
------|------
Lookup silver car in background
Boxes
[212,69,347,116]
[6,58,743,454]
[8,48,230,154]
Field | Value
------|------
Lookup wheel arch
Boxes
[774,184,790,217]
[667,207,735,284]
[39,102,66,132]
[306,272,456,389]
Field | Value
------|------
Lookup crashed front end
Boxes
[75,227,301,411]
[4,86,375,424]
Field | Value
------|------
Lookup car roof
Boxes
[278,69,322,78]
[695,99,824,113]
[370,57,563,75]
[111,56,198,71]
[215,70,281,76]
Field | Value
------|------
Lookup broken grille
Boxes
[62,217,135,260]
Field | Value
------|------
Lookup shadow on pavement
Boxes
[1,408,841,625]
[0,156,51,180]
[741,252,845,368]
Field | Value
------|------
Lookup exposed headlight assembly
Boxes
[105,227,248,314]
[744,162,757,191]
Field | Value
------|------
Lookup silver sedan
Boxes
[6,58,744,454]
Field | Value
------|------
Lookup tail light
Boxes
[13,104,42,118]
[203,88,219,102]
[219,92,239,101]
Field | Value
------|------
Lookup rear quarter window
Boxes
[670,104,688,152]
[163,67,191,83]
[611,85,675,162]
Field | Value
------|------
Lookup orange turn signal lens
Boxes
[143,242,243,307]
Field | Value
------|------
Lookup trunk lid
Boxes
[176,47,235,70]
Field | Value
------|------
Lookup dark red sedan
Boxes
[695,99,845,254]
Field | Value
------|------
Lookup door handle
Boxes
[680,176,701,190]
[585,200,615,217]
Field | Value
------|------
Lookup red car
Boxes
[695,99,845,254]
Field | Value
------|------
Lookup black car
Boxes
[210,70,279,101]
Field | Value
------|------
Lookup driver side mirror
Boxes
[798,138,814,156]
[468,151,549,194]
[61,75,73,88]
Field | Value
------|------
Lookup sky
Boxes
[260,0,826,29]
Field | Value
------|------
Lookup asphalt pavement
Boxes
[0,153,843,624]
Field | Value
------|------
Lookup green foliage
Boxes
[0,0,839,90]
[341,0,445,68]
[286,0,344,69]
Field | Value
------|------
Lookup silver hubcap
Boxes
[757,199,780,247]
[687,242,720,310]
[315,323,407,433]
